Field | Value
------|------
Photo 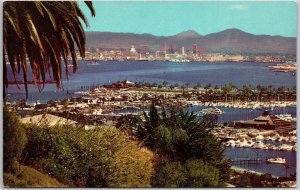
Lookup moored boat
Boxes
[266,157,286,164]
[200,107,224,115]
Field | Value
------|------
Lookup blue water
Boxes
[225,147,296,177]
[6,61,296,103]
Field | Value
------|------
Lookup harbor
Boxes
[6,61,297,180]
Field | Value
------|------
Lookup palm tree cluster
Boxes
[116,103,231,186]
[3,1,95,97]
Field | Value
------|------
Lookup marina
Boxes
[6,60,297,180]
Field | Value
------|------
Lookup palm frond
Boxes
[3,1,95,98]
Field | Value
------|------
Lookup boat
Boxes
[275,114,294,122]
[74,91,88,95]
[266,157,286,164]
[200,107,224,115]
[87,60,100,65]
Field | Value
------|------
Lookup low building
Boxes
[234,114,293,130]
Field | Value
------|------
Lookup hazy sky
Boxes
[79,1,296,37]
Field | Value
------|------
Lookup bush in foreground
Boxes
[3,107,27,173]
[22,125,154,187]
[152,159,219,187]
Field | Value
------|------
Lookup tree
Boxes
[169,85,175,90]
[128,105,231,186]
[152,82,158,88]
[174,83,179,89]
[204,83,212,90]
[3,1,95,98]
[3,106,28,173]
[184,82,190,89]
[152,159,219,187]
[152,162,186,187]
[193,83,201,94]
[162,80,168,88]
[23,125,154,187]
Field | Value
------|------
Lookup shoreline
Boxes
[230,166,280,178]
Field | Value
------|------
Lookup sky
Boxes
[79,1,296,37]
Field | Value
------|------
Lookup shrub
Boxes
[22,125,154,187]
[152,162,186,187]
[152,159,219,187]
[184,159,219,187]
[3,107,27,173]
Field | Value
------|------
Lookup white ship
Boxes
[200,107,224,115]
[266,157,286,164]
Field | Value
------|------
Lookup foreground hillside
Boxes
[3,165,63,187]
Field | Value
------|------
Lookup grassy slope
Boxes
[3,165,64,187]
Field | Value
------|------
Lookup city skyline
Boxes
[79,1,296,37]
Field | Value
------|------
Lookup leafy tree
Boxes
[152,159,219,187]
[184,159,219,187]
[3,107,28,173]
[169,85,175,90]
[22,125,154,187]
[152,162,186,187]
[3,1,95,97]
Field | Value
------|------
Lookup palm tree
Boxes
[184,82,190,90]
[162,80,168,88]
[3,1,95,98]
[193,83,201,95]
[174,83,179,90]
[169,85,175,90]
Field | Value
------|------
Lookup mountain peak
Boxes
[176,30,201,38]
[219,28,250,35]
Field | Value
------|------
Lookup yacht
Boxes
[200,107,224,115]
[276,114,295,122]
[266,157,286,164]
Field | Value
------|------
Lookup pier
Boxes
[231,158,264,165]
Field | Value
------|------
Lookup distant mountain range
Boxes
[85,28,296,55]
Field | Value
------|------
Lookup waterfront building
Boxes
[234,113,293,131]
[129,45,138,59]
[178,46,185,55]
[155,50,166,60]
[169,43,174,54]
[192,44,198,56]
[140,44,149,58]
[162,41,167,53]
